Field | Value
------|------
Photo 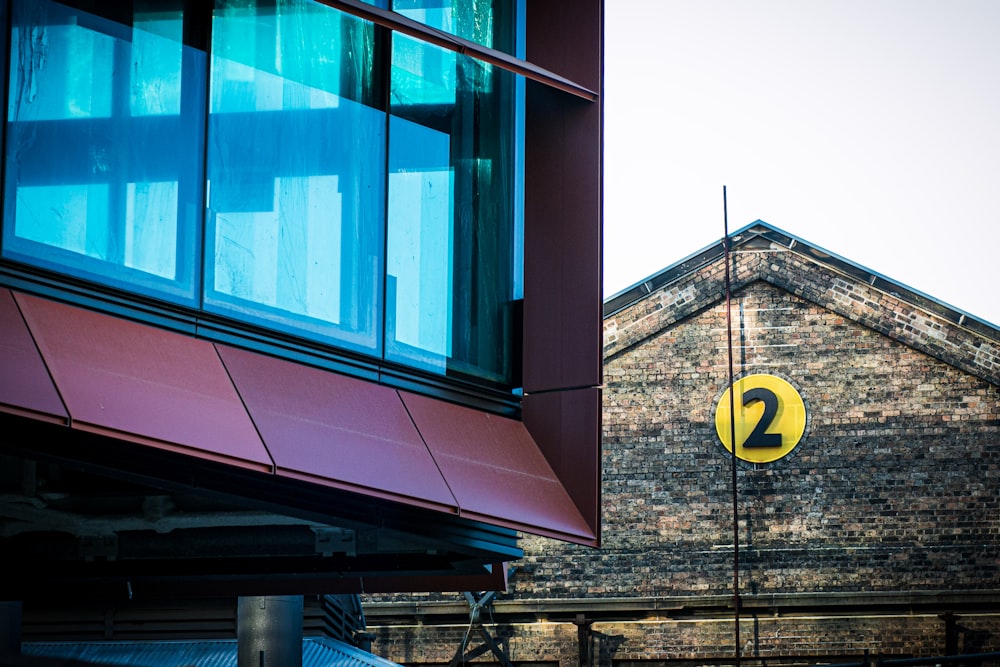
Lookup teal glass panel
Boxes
[205,0,385,353]
[2,0,203,303]
[391,0,517,55]
[386,33,518,386]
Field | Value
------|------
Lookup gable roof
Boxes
[603,221,1000,386]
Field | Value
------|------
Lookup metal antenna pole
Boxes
[723,185,741,667]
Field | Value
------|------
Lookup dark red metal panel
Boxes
[526,0,603,93]
[522,83,603,393]
[400,391,595,544]
[512,0,603,545]
[13,293,272,472]
[522,387,601,546]
[521,0,603,395]
[0,289,67,422]
[522,90,603,392]
[216,344,458,511]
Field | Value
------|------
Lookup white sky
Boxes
[603,0,1000,327]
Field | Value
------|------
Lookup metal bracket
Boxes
[314,527,356,557]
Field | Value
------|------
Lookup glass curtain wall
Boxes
[205,0,386,353]
[1,0,521,389]
[3,0,204,302]
[386,28,517,382]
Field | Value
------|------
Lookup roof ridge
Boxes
[604,221,1000,340]
[602,230,1000,385]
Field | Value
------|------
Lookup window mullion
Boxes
[313,0,597,101]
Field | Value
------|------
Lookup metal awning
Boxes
[0,288,595,598]
[1,289,593,543]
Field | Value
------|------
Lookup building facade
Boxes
[0,0,603,660]
[364,222,1000,667]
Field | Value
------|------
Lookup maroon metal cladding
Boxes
[0,288,67,423]
[7,291,596,543]
[522,82,603,394]
[525,0,602,94]
[14,293,272,472]
[216,344,458,512]
[521,0,603,394]
[400,391,595,544]
[519,0,603,546]
[522,387,601,544]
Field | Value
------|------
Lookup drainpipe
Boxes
[237,596,303,667]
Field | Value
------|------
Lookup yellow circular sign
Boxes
[714,374,806,463]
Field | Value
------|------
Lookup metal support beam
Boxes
[449,592,514,667]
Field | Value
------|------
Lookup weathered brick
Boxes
[366,228,1000,666]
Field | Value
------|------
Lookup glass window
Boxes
[2,0,203,303]
[204,0,386,354]
[386,33,518,385]
[391,0,518,56]
[1,0,524,394]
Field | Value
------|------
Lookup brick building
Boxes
[363,222,1000,667]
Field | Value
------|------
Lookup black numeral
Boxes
[741,387,782,448]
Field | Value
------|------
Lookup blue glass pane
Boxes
[2,0,203,303]
[391,0,518,55]
[205,0,385,353]
[386,33,518,386]
[387,116,454,373]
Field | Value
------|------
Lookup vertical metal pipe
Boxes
[723,186,741,667]
[237,596,303,667]
[574,614,592,667]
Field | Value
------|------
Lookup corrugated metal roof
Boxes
[22,637,401,667]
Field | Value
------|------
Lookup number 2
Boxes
[741,387,782,448]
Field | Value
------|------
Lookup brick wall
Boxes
[365,244,1000,666]
[519,280,999,598]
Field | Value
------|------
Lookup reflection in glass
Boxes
[387,117,453,370]
[205,0,385,353]
[386,33,518,385]
[1,0,524,393]
[391,0,517,56]
[3,0,202,301]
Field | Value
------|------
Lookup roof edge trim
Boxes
[604,220,1000,341]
